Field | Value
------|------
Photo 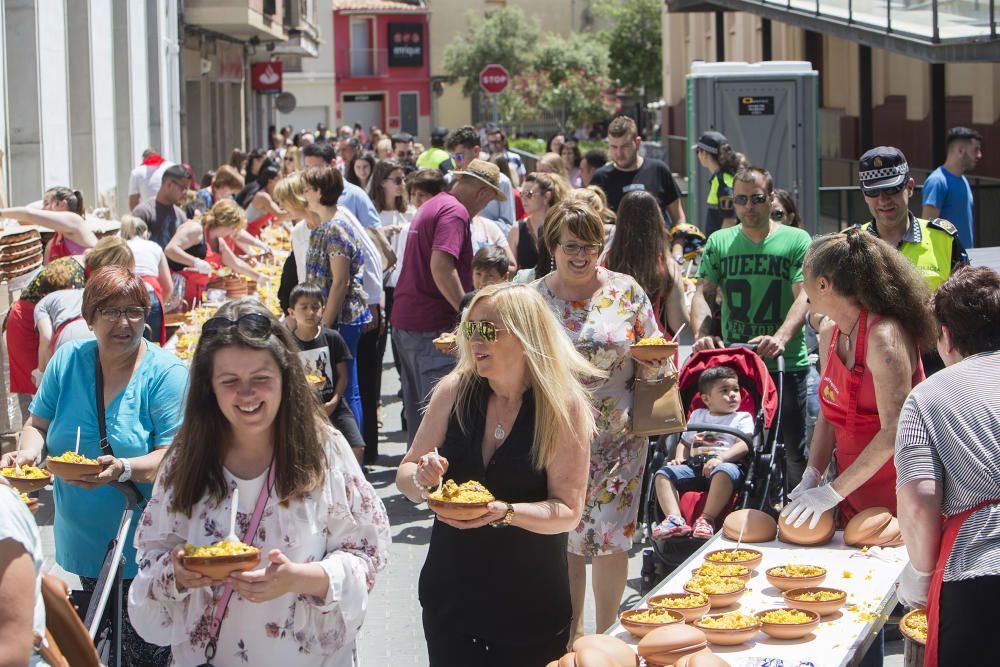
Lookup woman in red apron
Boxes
[244,164,286,237]
[0,187,98,261]
[895,266,1000,667]
[781,229,935,529]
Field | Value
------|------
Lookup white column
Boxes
[4,0,43,205]
[90,0,118,209]
[128,0,150,160]
[0,1,8,206]
[66,1,97,207]
[36,0,70,188]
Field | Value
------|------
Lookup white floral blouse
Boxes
[129,429,390,667]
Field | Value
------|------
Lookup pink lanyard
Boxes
[203,463,275,663]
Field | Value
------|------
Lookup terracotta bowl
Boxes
[648,593,711,623]
[181,551,260,581]
[432,336,457,354]
[2,471,52,493]
[690,566,751,584]
[24,497,39,514]
[683,582,746,609]
[307,376,325,391]
[900,609,927,646]
[693,614,761,646]
[619,608,684,638]
[703,548,763,572]
[782,587,848,617]
[765,565,827,591]
[426,497,491,521]
[45,458,103,482]
[755,608,820,640]
[630,342,679,363]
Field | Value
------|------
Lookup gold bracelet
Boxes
[490,501,514,527]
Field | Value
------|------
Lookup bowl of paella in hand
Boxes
[425,480,495,521]
[630,336,679,363]
[1,464,52,493]
[44,452,103,482]
[181,540,261,580]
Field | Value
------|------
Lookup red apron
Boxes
[46,233,85,261]
[178,244,222,309]
[246,213,274,237]
[139,274,166,343]
[819,310,924,523]
[5,300,39,394]
[924,497,1000,666]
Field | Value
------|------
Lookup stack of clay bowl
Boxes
[722,509,778,543]
[844,507,903,547]
[0,227,43,282]
[638,624,713,666]
[207,274,249,299]
[547,634,638,667]
[777,508,835,546]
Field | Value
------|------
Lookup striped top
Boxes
[895,350,1000,581]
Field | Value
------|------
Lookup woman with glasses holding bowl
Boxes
[531,200,674,641]
[397,282,599,665]
[130,299,389,666]
[2,265,189,666]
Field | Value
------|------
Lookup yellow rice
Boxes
[685,575,744,594]
[904,610,928,642]
[696,613,759,629]
[789,590,845,602]
[635,337,668,346]
[185,540,259,557]
[650,593,709,609]
[706,549,758,563]
[759,609,814,624]
[694,562,749,578]
[770,564,825,578]
[48,452,99,465]
[626,608,678,624]
[1,466,48,479]
[427,480,494,503]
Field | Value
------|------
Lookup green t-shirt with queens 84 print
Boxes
[697,224,812,372]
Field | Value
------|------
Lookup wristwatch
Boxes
[490,501,515,528]
[117,458,132,483]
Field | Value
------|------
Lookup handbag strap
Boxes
[93,350,144,500]
[204,463,276,657]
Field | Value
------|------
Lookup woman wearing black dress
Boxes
[397,282,600,666]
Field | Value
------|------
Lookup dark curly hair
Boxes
[932,266,1000,356]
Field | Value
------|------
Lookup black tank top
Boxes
[418,380,570,642]
[167,238,207,273]
[516,218,540,270]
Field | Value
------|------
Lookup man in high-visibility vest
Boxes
[856,146,968,293]
[856,146,969,374]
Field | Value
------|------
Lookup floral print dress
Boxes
[534,268,665,556]
[129,429,390,667]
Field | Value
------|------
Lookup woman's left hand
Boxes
[71,455,124,489]
[436,501,509,530]
[228,549,299,603]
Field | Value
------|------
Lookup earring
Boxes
[550,258,555,272]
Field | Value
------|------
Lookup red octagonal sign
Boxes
[479,64,510,94]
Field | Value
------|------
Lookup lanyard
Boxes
[94,350,144,501]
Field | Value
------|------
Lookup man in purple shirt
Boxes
[391,159,506,444]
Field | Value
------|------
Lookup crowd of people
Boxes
[0,113,995,667]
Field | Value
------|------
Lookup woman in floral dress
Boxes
[532,200,673,640]
[129,299,390,666]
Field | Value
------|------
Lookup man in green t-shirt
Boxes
[691,166,812,490]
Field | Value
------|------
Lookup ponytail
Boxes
[71,190,85,216]
[717,144,746,176]
[45,186,85,217]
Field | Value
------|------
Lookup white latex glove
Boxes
[897,562,933,609]
[780,484,843,529]
[788,465,822,500]
[192,258,212,274]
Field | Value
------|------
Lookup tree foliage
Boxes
[442,7,539,97]
[594,0,662,99]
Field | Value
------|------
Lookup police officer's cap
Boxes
[431,127,448,139]
[859,147,909,195]
[694,131,728,155]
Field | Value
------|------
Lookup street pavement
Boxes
[35,345,904,666]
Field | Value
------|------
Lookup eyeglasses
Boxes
[97,306,147,322]
[732,193,769,206]
[863,184,905,198]
[770,209,785,221]
[202,313,273,340]
[558,242,603,257]
[284,157,295,162]
[488,139,503,146]
[461,320,509,343]
[522,188,539,199]
[384,176,404,185]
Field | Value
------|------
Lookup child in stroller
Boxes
[650,365,754,540]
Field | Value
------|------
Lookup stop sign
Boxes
[479,64,510,94]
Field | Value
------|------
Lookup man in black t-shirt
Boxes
[132,164,189,249]
[590,116,686,226]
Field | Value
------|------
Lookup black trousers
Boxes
[771,368,810,492]
[356,311,383,464]
[938,574,1000,665]
[423,610,569,667]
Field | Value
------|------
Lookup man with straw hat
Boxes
[391,159,506,444]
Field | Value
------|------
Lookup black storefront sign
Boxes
[388,23,423,67]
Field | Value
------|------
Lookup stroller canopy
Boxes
[678,347,780,428]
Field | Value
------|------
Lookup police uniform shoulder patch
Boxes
[927,218,959,236]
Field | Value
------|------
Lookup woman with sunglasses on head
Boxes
[130,299,389,667]
[508,172,568,273]
[397,283,599,665]
[2,265,188,667]
[531,200,675,641]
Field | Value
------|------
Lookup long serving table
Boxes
[608,532,908,667]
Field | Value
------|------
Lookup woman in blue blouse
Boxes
[2,265,189,666]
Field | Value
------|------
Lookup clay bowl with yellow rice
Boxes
[630,337,679,363]
[755,608,820,640]
[19,492,39,513]
[704,548,763,572]
[690,561,752,584]
[683,575,747,609]
[693,612,761,646]
[425,480,494,521]
[1,465,52,493]
[782,587,847,617]
[181,541,261,580]
[305,374,325,391]
[648,592,711,623]
[45,452,103,482]
[900,609,927,645]
[432,333,457,355]
[765,564,827,591]
[619,607,684,638]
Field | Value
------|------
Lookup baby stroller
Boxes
[639,344,784,590]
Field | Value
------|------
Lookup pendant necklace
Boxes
[493,397,521,441]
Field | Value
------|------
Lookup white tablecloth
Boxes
[609,531,908,667]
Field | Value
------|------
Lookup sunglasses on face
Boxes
[770,209,785,221]
[863,184,905,198]
[461,320,509,343]
[384,176,404,185]
[732,193,769,206]
[559,242,603,257]
[284,157,295,162]
[202,313,273,340]
[522,188,538,199]
[97,306,147,323]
